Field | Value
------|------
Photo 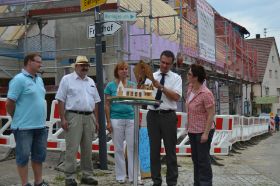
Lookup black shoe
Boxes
[81,177,98,185]
[65,179,77,186]
[35,180,49,186]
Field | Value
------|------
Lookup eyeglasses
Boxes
[32,60,42,64]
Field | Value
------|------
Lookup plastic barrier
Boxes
[0,98,271,157]
[46,100,65,151]
[45,100,114,154]
[210,115,233,155]
[0,98,15,148]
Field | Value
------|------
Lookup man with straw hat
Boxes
[56,55,100,186]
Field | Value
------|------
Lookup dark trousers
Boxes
[147,111,178,186]
[276,122,279,131]
[189,129,214,186]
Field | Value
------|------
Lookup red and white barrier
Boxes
[0,99,271,157]
[0,98,15,148]
[210,115,233,155]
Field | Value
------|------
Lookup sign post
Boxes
[95,8,108,170]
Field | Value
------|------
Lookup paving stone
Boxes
[1,134,280,185]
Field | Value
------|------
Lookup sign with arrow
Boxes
[104,12,137,22]
[88,21,121,38]
[80,0,107,12]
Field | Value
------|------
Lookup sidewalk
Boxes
[0,132,279,185]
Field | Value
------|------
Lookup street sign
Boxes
[104,12,137,22]
[80,0,107,12]
[88,21,121,38]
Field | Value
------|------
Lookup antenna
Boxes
[264,28,267,38]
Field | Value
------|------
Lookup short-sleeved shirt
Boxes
[146,70,182,110]
[55,72,101,111]
[7,69,46,130]
[186,84,215,133]
[104,81,136,119]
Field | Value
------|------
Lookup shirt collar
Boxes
[21,69,37,78]
[187,84,207,97]
[73,71,89,81]
[157,70,171,77]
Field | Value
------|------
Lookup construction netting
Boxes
[215,14,258,82]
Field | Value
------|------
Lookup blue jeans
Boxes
[13,128,48,166]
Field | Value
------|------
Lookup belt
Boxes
[68,110,93,115]
[149,109,175,114]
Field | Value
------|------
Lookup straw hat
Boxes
[72,55,89,67]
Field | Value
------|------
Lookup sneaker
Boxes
[81,177,98,185]
[138,180,144,185]
[117,179,126,184]
[65,179,77,186]
[129,180,144,185]
[35,180,49,186]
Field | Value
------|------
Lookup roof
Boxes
[214,12,250,36]
[246,37,276,82]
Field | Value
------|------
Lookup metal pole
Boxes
[24,0,28,55]
[95,7,108,170]
[38,20,43,54]
[117,0,121,60]
[179,0,183,59]
[133,105,140,186]
[149,0,153,67]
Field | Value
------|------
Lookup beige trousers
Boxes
[64,111,96,179]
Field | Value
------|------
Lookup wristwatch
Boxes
[160,86,164,92]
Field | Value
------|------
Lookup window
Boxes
[269,70,272,78]
[272,56,275,63]
[277,88,280,96]
[265,87,269,96]
[275,70,278,79]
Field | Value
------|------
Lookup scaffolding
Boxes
[215,13,258,83]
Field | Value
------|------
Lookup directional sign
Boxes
[88,22,121,38]
[104,12,137,22]
[80,0,107,12]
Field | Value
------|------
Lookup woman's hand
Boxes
[200,132,208,143]
[106,122,112,133]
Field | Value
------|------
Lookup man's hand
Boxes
[61,118,69,131]
[153,80,162,89]
[95,122,100,133]
[200,132,208,143]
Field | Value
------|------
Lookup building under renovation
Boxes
[0,0,276,116]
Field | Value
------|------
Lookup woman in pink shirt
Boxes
[185,64,215,186]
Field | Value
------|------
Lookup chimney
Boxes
[256,34,261,39]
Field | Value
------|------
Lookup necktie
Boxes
[154,73,166,108]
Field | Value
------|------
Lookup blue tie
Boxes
[154,73,166,108]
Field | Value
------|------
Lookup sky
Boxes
[206,0,280,51]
